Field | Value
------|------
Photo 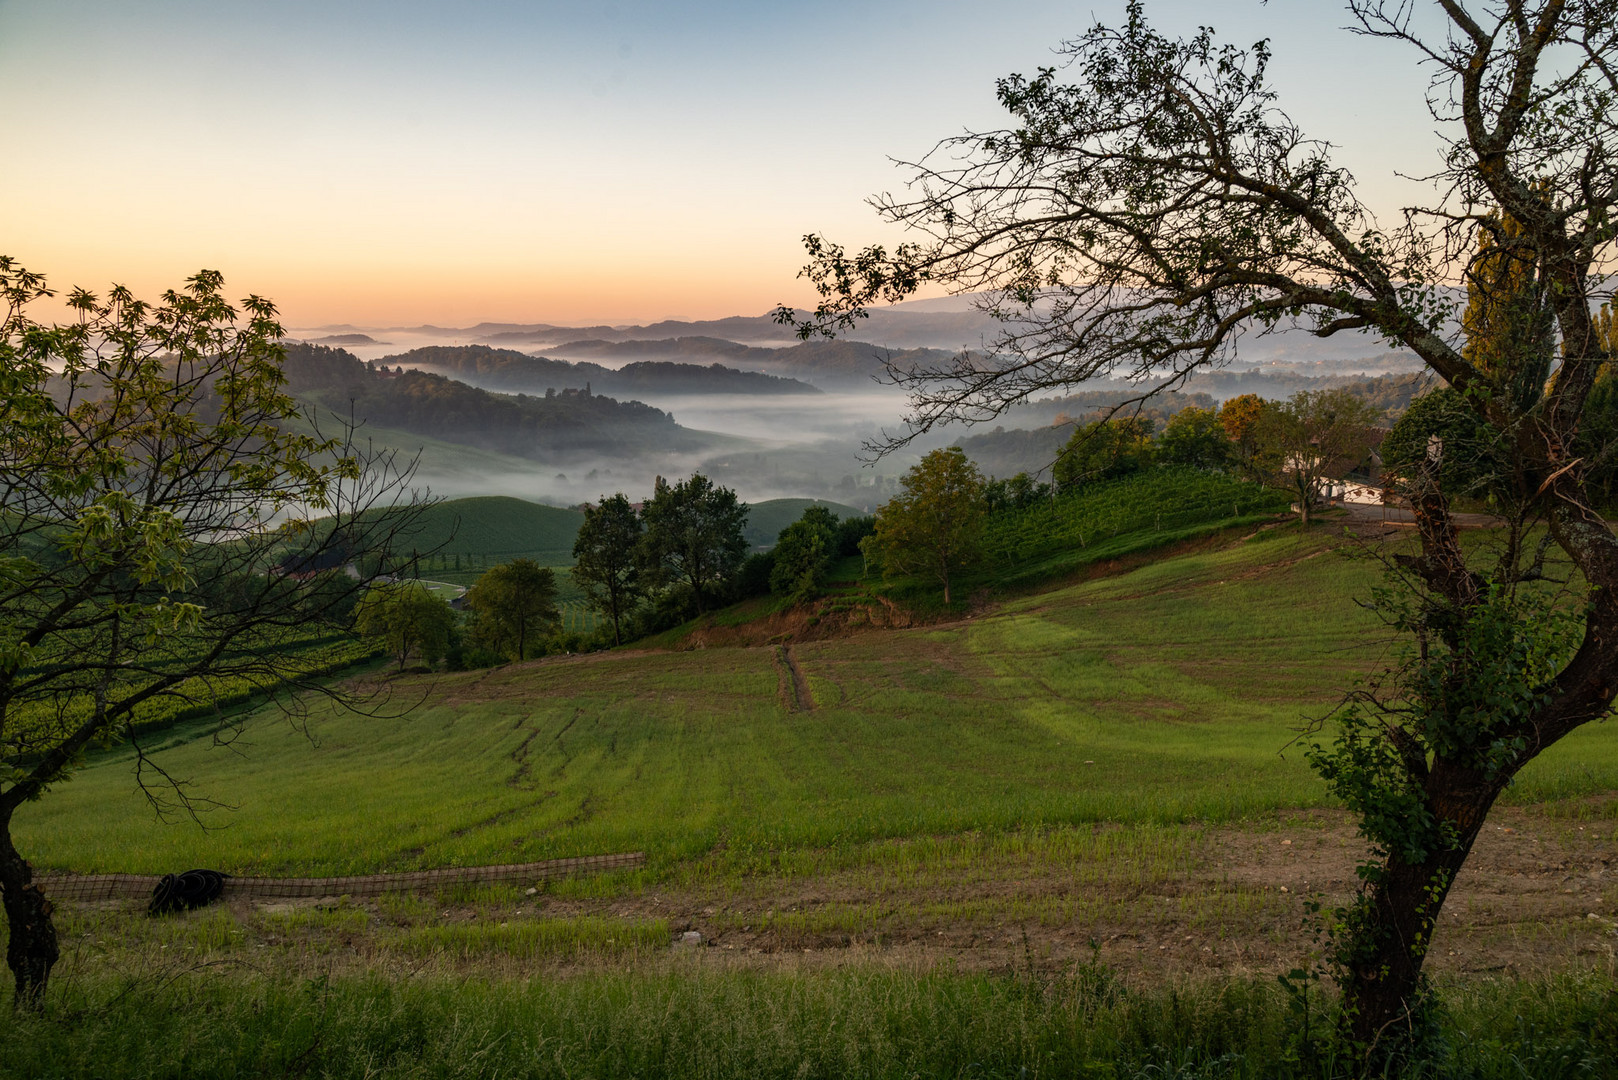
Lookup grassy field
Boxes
[10,517,1618,1075]
[18,524,1618,877]
[392,495,586,582]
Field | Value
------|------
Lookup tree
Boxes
[1218,394,1270,478]
[1462,206,1557,413]
[777,1,1618,1050]
[1156,406,1232,471]
[464,559,559,661]
[571,494,645,645]
[0,261,426,1007]
[984,472,1052,512]
[1573,302,1618,506]
[1381,387,1512,506]
[1253,389,1383,526]
[1052,416,1154,492]
[354,581,458,670]
[638,474,748,614]
[770,506,839,601]
[867,448,987,604]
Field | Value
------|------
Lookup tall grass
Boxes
[3,967,1613,1079]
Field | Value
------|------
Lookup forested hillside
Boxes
[552,337,959,390]
[280,343,712,461]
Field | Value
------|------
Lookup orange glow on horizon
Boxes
[6,247,841,331]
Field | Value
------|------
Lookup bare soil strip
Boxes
[517,807,1615,983]
[44,812,1615,989]
[783,644,814,712]
[772,644,813,712]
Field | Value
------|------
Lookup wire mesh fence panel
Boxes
[35,852,645,902]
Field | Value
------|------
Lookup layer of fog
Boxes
[370,360,1428,511]
[288,310,1430,513]
[386,385,965,513]
[288,316,1425,383]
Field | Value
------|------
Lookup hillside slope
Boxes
[395,496,585,562]
[384,495,868,569]
[550,337,957,391]
[20,525,1618,877]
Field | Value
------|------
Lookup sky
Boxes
[0,1,1448,328]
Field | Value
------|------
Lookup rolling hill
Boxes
[13,516,1611,1080]
[376,307,1003,351]
[395,496,586,563]
[547,337,957,391]
[388,495,870,567]
[281,343,715,463]
[336,495,880,591]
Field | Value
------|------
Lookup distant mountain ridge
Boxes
[297,300,1431,381]
[382,344,820,397]
[375,307,1001,352]
[544,337,958,391]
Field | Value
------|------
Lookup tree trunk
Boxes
[1340,765,1500,1051]
[0,817,58,1010]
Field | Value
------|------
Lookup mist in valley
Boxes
[286,306,1432,515]
[385,384,959,513]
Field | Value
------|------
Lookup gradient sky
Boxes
[1,1,1448,327]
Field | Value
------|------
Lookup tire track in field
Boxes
[774,644,814,713]
[509,712,541,788]
[551,708,583,776]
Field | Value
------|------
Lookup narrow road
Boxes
[1337,501,1506,529]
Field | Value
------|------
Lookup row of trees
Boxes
[571,474,749,644]
[353,558,564,670]
[353,473,760,669]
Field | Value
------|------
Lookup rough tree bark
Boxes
[0,812,56,1009]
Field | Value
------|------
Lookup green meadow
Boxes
[18,525,1618,878]
[10,519,1618,1078]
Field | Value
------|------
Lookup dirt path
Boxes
[774,644,814,712]
[512,805,1616,982]
[1337,502,1506,529]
